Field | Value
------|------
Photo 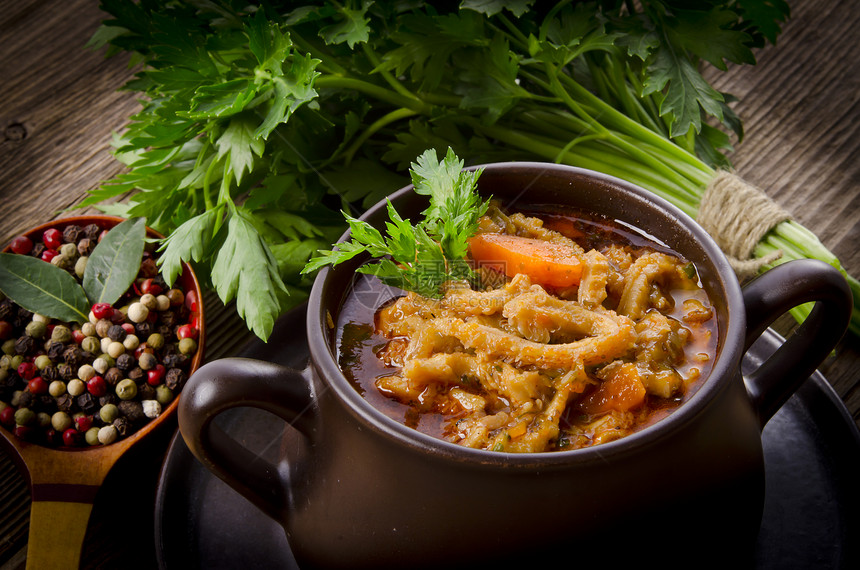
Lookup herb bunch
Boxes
[86,0,858,341]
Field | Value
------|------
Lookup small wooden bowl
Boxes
[0,215,205,569]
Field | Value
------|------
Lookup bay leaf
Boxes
[83,217,147,306]
[0,253,90,323]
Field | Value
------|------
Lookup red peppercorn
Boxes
[75,415,93,432]
[92,302,113,320]
[176,324,198,340]
[0,406,15,426]
[98,229,109,242]
[72,329,85,344]
[17,361,37,380]
[14,426,35,441]
[0,321,11,340]
[147,364,166,386]
[9,235,33,255]
[140,277,163,295]
[63,428,81,447]
[185,289,199,312]
[28,377,48,395]
[42,228,63,249]
[189,313,201,330]
[87,375,107,397]
[40,249,58,263]
[121,323,135,334]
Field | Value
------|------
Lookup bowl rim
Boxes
[306,162,745,467]
[0,214,205,453]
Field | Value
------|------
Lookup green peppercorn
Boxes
[34,354,52,370]
[51,325,73,344]
[116,379,137,400]
[52,411,72,432]
[59,242,77,258]
[36,412,52,429]
[178,337,198,355]
[51,254,72,270]
[146,333,165,350]
[155,385,174,405]
[99,403,119,423]
[85,427,101,446]
[1,340,15,356]
[14,408,35,426]
[74,256,88,278]
[122,334,140,351]
[0,355,9,369]
[81,335,100,355]
[25,320,47,339]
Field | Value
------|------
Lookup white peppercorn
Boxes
[155,295,171,311]
[100,336,113,354]
[98,425,118,445]
[142,399,162,419]
[139,293,158,310]
[95,318,112,338]
[48,380,66,398]
[81,322,96,337]
[93,357,110,375]
[77,364,96,382]
[67,379,86,397]
[52,411,72,432]
[107,341,125,359]
[127,302,149,323]
[122,334,140,351]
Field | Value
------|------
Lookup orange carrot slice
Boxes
[578,363,647,415]
[468,233,582,288]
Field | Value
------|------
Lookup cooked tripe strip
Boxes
[617,251,685,319]
[428,311,636,369]
[577,249,611,308]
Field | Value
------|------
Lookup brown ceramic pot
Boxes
[178,164,851,569]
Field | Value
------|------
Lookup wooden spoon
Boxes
[0,215,205,569]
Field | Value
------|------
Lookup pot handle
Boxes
[178,357,315,521]
[742,259,852,425]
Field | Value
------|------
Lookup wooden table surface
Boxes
[1,1,859,568]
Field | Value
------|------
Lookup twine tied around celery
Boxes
[697,170,791,279]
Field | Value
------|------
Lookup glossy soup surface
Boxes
[336,204,718,452]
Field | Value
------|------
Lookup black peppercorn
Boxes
[77,237,95,256]
[30,242,45,258]
[127,367,145,384]
[56,393,75,412]
[0,300,12,320]
[105,367,123,386]
[164,368,187,391]
[57,363,74,381]
[15,335,35,355]
[113,417,131,437]
[99,394,118,407]
[133,321,153,338]
[118,400,145,423]
[62,225,82,243]
[107,324,127,342]
[37,394,56,414]
[76,392,98,415]
[159,311,177,327]
[41,366,59,381]
[17,391,35,409]
[137,383,156,401]
[83,223,101,240]
[47,341,66,361]
[63,345,85,367]
[115,353,134,372]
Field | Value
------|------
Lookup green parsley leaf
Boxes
[303,148,488,297]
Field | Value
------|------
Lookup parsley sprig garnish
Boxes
[302,148,488,298]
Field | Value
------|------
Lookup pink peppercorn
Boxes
[42,228,63,249]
